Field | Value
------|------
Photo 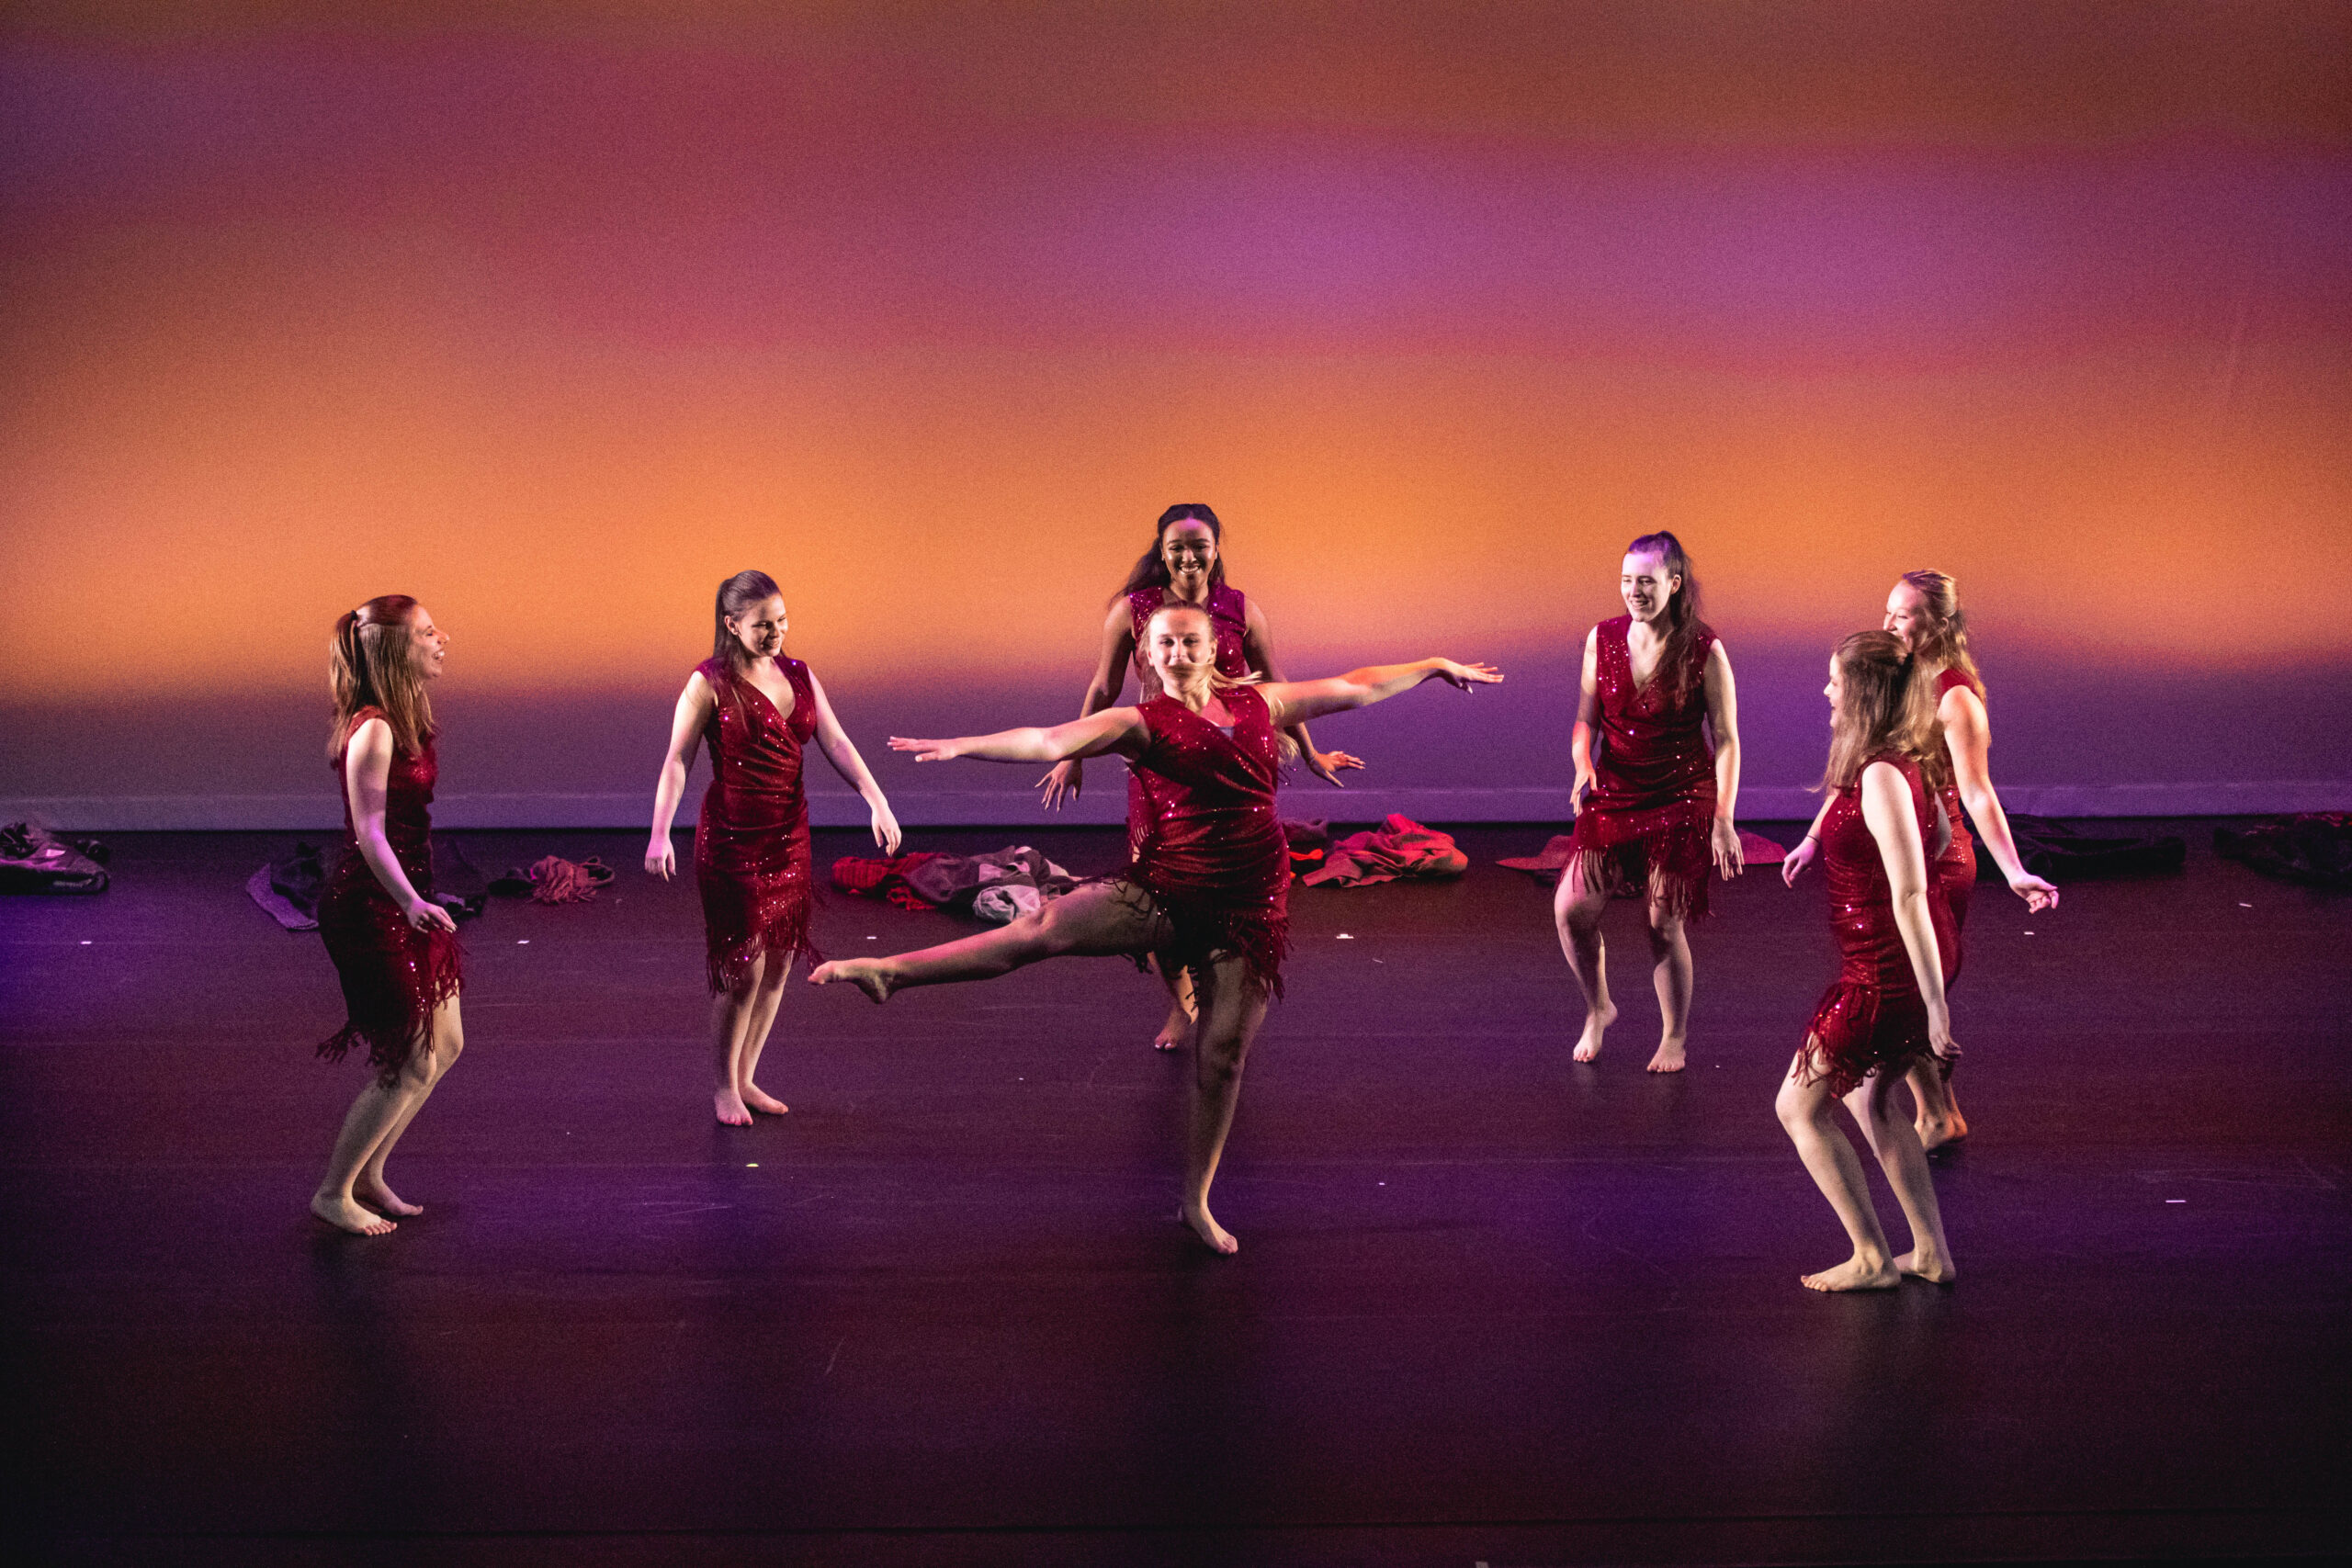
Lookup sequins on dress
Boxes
[1125,583,1255,824]
[695,655,821,993]
[1126,684,1291,998]
[1565,614,1720,921]
[1795,750,1960,1098]
[317,707,464,1086]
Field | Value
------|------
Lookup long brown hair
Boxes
[1899,569,1984,697]
[1114,503,1227,603]
[1625,531,1709,700]
[712,569,783,669]
[1818,630,1940,793]
[328,595,434,760]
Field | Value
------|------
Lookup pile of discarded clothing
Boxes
[1301,814,1468,887]
[247,840,611,931]
[832,845,1077,923]
[0,822,110,895]
[2214,812,2352,889]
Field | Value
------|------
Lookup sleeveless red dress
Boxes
[1126,684,1291,998]
[1124,581,1256,823]
[1796,751,1960,1097]
[317,708,463,1085]
[1566,615,1720,920]
[695,655,820,992]
[1931,665,1980,941]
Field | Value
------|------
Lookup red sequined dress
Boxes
[695,655,821,992]
[1125,582,1254,815]
[1566,615,1720,920]
[317,708,464,1084]
[1126,684,1291,998]
[1796,751,1960,1097]
[1931,665,1980,942]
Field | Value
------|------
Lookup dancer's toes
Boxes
[810,959,894,1004]
[1895,1248,1958,1285]
[355,1178,423,1218]
[714,1088,753,1126]
[1151,1014,1193,1053]
[1571,1003,1615,1063]
[311,1193,396,1236]
[1178,1202,1239,1256]
[1645,1038,1688,1074]
[741,1084,789,1116]
[1801,1255,1900,1292]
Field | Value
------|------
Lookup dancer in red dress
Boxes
[813,600,1499,1253]
[1776,631,1959,1291]
[1784,570,2057,1148]
[1556,532,1746,1073]
[647,571,901,1125]
[311,596,465,1236]
[1039,504,1363,1050]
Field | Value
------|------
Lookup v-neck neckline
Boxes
[739,661,796,726]
[1623,619,1668,694]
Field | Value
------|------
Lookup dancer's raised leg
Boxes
[812,880,1166,1000]
[1905,1060,1968,1151]
[1153,959,1198,1052]
[1554,868,1615,1062]
[1775,1055,1899,1292]
[356,996,463,1217]
[1845,1071,1956,1282]
[1644,900,1693,1073]
[1179,953,1271,1255]
[735,955,795,1115]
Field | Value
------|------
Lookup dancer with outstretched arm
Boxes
[1040,503,1363,1051]
[1784,570,2056,1148]
[311,596,465,1236]
[647,570,901,1126]
[1776,631,1959,1291]
[1556,531,1745,1073]
[815,600,1499,1254]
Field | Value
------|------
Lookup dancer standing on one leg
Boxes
[1556,532,1745,1073]
[311,596,465,1236]
[815,600,1499,1253]
[646,570,901,1126]
[1784,570,2057,1148]
[1776,631,1959,1292]
[1038,503,1363,1051]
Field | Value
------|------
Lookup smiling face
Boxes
[1160,520,1219,584]
[1883,579,1928,650]
[1620,550,1679,624]
[1146,604,1218,693]
[405,605,448,679]
[726,594,787,660]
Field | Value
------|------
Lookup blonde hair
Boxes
[328,595,434,760]
[1899,570,1984,697]
[1817,630,1941,793]
[1141,601,1295,761]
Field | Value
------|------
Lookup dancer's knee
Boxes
[1774,1074,1824,1132]
[1645,909,1685,954]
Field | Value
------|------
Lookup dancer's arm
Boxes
[1037,602,1137,808]
[896,705,1148,765]
[1781,795,1836,887]
[1570,627,1600,816]
[645,672,716,879]
[1262,658,1502,726]
[345,717,456,931]
[1941,684,2058,913]
[807,671,902,854]
[1860,761,1957,1062]
[1704,641,1746,878]
[1243,598,1363,786]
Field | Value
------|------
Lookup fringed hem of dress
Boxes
[706,911,822,995]
[1109,876,1289,1003]
[1794,977,1935,1100]
[317,946,464,1089]
[1564,826,1713,923]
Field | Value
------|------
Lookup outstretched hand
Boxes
[1709,816,1746,879]
[1301,749,1364,787]
[1431,660,1503,691]
[889,737,960,763]
[1037,758,1081,809]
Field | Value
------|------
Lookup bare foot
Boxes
[356,1177,423,1218]
[1178,1202,1239,1256]
[1917,1109,1969,1152]
[1152,1004,1193,1053]
[1646,1036,1688,1074]
[714,1087,752,1126]
[1572,1000,1617,1063]
[311,1192,396,1236]
[1895,1248,1958,1284]
[808,959,895,1003]
[741,1083,789,1116]
[1802,1255,1900,1292]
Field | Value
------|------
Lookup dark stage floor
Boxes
[4,823,2347,1566]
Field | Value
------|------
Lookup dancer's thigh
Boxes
[1035,879,1172,957]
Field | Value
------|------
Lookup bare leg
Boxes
[1847,1071,1957,1282]
[1153,959,1197,1053]
[1907,1060,1969,1151]
[811,881,1167,1001]
[1645,903,1693,1073]
[737,956,795,1114]
[356,996,463,1216]
[1178,954,1270,1256]
[1775,1055,1899,1292]
[711,952,767,1125]
[313,997,462,1235]
[1553,873,1615,1061]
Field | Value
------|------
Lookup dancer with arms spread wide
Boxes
[1784,570,2056,1148]
[1776,631,1959,1291]
[1556,532,1745,1073]
[1039,503,1363,1051]
[647,571,900,1125]
[311,596,465,1236]
[815,600,1499,1254]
